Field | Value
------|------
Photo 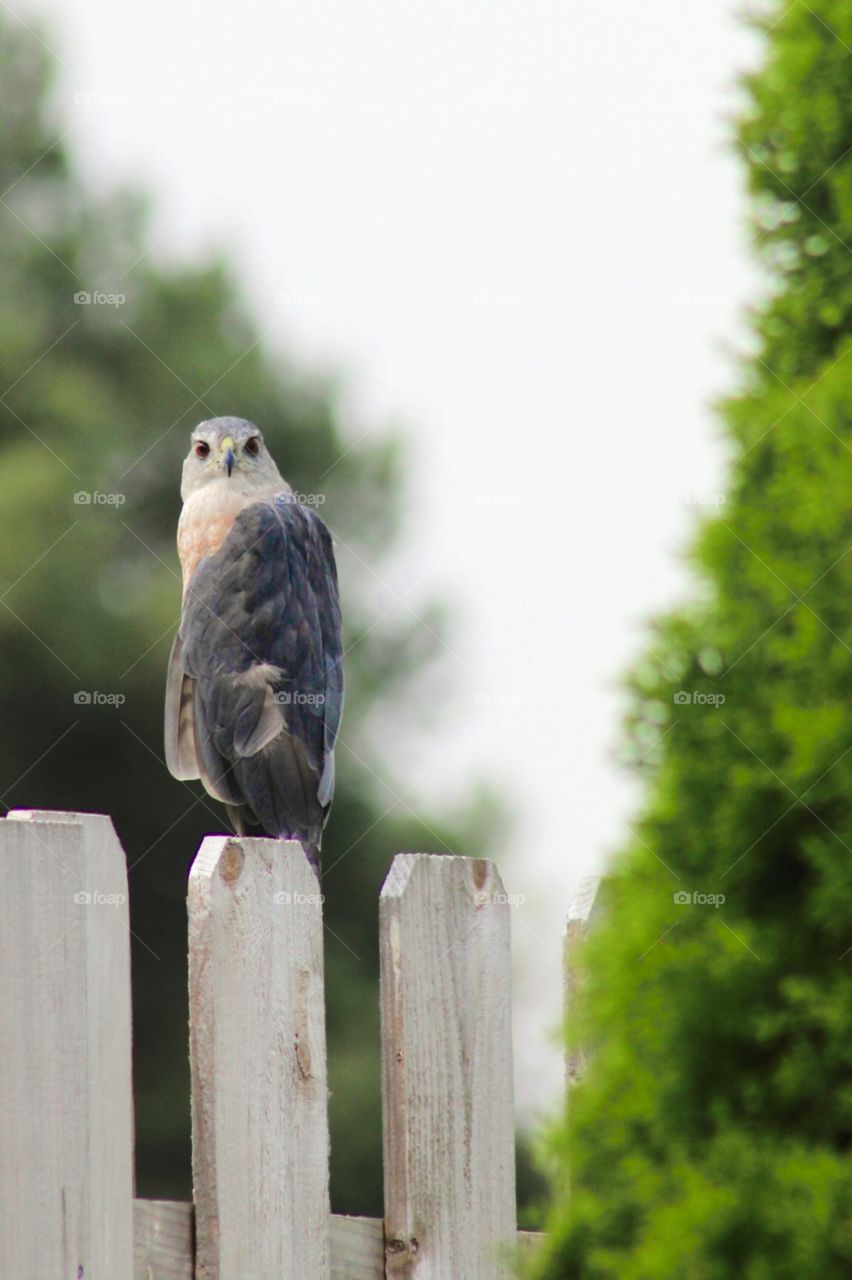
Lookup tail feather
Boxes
[227,731,324,872]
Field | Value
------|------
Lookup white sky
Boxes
[25,0,762,1114]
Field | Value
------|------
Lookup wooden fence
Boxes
[0,809,571,1279]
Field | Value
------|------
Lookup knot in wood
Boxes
[386,1236,419,1269]
[219,842,244,885]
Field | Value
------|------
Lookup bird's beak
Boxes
[219,436,236,478]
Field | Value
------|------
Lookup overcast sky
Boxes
[25,0,762,1113]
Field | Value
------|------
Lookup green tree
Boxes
[534,3,852,1276]
[0,14,504,1212]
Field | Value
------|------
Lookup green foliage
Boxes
[0,13,504,1212]
[534,3,852,1275]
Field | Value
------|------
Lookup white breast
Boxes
[177,482,258,595]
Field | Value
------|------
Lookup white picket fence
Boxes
[0,809,562,1279]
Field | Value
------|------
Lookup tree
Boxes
[0,13,502,1212]
[534,2,852,1275]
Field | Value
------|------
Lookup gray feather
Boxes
[164,632,199,780]
[165,492,344,871]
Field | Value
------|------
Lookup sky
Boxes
[25,0,762,1112]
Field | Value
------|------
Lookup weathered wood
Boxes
[188,836,330,1280]
[518,1230,544,1257]
[134,1205,386,1280]
[0,813,541,1280]
[0,810,134,1278]
[134,1199,194,1280]
[380,854,516,1279]
[133,1202,544,1279]
[329,1215,384,1279]
[564,875,602,1088]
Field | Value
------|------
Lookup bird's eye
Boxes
[194,441,210,458]
[245,437,261,457]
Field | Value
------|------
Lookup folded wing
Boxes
[164,494,343,864]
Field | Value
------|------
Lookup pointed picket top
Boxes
[188,835,330,1280]
[0,810,134,1279]
[380,852,516,1279]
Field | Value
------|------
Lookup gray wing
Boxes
[164,494,343,847]
[164,630,200,781]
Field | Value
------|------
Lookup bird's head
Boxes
[181,417,285,501]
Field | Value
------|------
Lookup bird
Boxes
[164,417,343,873]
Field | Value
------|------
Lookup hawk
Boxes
[164,417,343,872]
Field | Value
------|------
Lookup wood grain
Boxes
[1,810,134,1279]
[188,836,330,1280]
[380,854,516,1279]
[133,1204,545,1279]
[134,1200,194,1280]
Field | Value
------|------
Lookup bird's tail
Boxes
[225,803,322,875]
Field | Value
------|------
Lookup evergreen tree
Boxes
[535,3,852,1275]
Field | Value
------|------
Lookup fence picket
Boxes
[564,875,601,1088]
[188,836,330,1280]
[0,810,134,1278]
[0,812,545,1278]
[380,854,516,1278]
